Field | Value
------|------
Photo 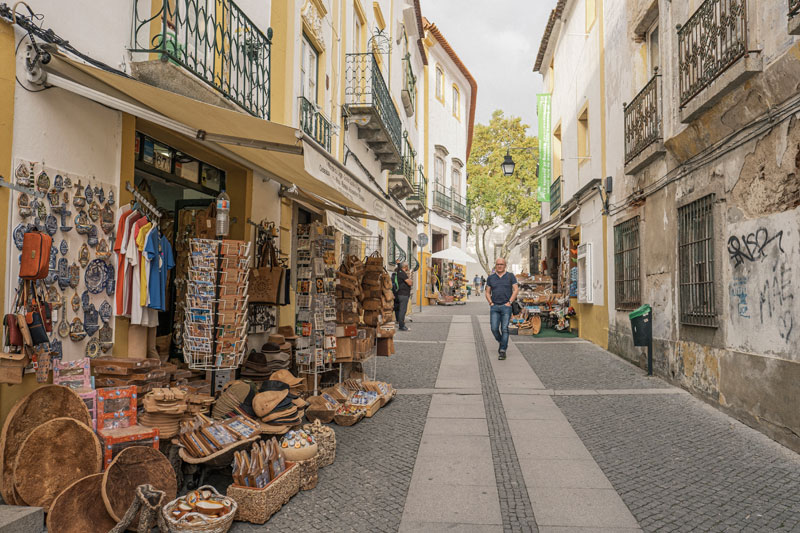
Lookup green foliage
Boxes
[467,110,540,271]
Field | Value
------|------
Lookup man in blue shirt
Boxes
[485,257,519,360]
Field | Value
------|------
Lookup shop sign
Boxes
[537,93,551,202]
[303,142,417,236]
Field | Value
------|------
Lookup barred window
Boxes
[614,217,641,310]
[678,195,717,327]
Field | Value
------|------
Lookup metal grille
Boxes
[550,176,562,214]
[344,53,403,155]
[451,189,468,221]
[391,134,416,187]
[614,216,641,310]
[678,195,717,327]
[433,181,452,213]
[791,0,800,18]
[678,0,748,107]
[299,96,332,152]
[402,54,417,113]
[624,73,661,163]
[132,0,272,119]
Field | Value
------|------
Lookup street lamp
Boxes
[500,147,538,178]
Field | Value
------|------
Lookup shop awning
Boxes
[430,246,479,264]
[40,50,418,235]
[513,206,579,245]
[325,211,373,238]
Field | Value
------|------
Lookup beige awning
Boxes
[41,50,417,234]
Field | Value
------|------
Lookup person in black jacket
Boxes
[393,262,413,331]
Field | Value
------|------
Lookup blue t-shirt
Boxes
[486,272,518,305]
[144,231,175,311]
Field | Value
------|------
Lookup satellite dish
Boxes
[416,233,429,248]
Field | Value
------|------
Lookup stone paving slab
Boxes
[508,418,580,439]
[402,483,503,525]
[537,526,642,532]
[528,488,641,529]
[426,394,485,419]
[518,459,614,489]
[501,394,566,420]
[417,434,492,458]
[410,453,496,486]
[423,416,488,436]
[399,521,503,532]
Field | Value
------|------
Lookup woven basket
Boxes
[161,485,236,533]
[302,419,336,468]
[305,407,335,424]
[295,455,318,491]
[225,462,300,524]
[333,410,364,426]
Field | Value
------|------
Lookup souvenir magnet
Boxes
[53,174,64,191]
[69,262,80,289]
[86,338,100,358]
[79,243,90,268]
[69,317,86,342]
[36,170,49,191]
[60,239,68,255]
[99,300,112,323]
[84,184,94,203]
[45,215,57,236]
[88,202,100,222]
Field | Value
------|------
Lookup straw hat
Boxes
[277,325,298,340]
[270,370,304,387]
[262,405,298,422]
[252,389,288,418]
[267,334,285,345]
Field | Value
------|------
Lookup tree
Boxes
[467,110,540,274]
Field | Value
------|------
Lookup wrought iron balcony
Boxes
[299,96,332,152]
[405,165,427,219]
[550,176,562,215]
[132,0,271,119]
[401,54,416,117]
[451,190,468,222]
[345,53,403,170]
[389,135,416,199]
[432,181,453,215]
[677,0,748,108]
[624,73,661,164]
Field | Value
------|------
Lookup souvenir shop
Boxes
[0,59,413,533]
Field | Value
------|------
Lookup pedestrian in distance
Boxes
[480,275,486,294]
[485,258,519,360]
[473,274,480,295]
[392,262,413,331]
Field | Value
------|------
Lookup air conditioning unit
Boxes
[577,242,593,304]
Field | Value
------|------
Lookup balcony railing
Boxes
[677,0,748,107]
[433,181,452,213]
[550,176,562,214]
[401,54,416,115]
[624,73,661,164]
[391,135,415,186]
[299,96,332,152]
[451,190,468,221]
[344,53,403,155]
[132,0,271,119]
[408,166,427,205]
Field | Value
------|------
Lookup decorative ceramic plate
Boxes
[99,301,112,323]
[45,271,58,286]
[85,259,108,294]
[88,202,100,222]
[69,318,86,342]
[13,224,27,250]
[46,286,60,307]
[60,239,68,256]
[62,190,69,204]
[17,194,31,219]
[58,258,69,289]
[96,186,105,204]
[84,304,99,336]
[86,338,100,358]
[72,184,86,208]
[15,162,31,184]
[81,290,90,312]
[71,291,80,312]
[36,170,49,191]
[69,263,80,289]
[43,216,56,238]
[87,226,99,247]
[84,185,94,203]
[79,244,90,268]
[107,189,114,206]
[48,250,57,271]
[53,174,63,192]
[75,211,91,234]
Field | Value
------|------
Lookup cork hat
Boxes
[267,334,285,345]
[252,389,288,418]
[277,325,299,340]
[270,370,304,387]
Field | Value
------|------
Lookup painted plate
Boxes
[60,239,68,256]
[13,224,27,250]
[99,301,112,323]
[85,259,108,295]
[86,338,100,358]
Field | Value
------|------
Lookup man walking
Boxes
[393,262,413,331]
[485,258,519,360]
[473,274,480,295]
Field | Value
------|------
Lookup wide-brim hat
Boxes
[267,334,286,345]
[279,342,292,353]
[277,325,299,340]
[253,389,289,418]
[264,351,291,364]
[262,405,298,422]
[270,370,304,387]
[261,342,283,353]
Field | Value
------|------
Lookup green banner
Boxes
[537,93,551,202]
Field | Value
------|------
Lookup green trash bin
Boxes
[628,304,652,347]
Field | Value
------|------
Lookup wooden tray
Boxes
[0,385,92,505]
[46,473,116,533]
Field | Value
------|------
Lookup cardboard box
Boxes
[335,337,354,362]
[377,337,394,357]
[377,323,395,338]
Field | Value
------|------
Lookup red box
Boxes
[96,386,138,430]
[97,425,160,469]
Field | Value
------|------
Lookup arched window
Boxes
[452,84,460,118]
[435,66,444,102]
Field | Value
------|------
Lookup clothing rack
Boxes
[125,181,161,221]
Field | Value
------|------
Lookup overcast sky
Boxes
[420,0,555,134]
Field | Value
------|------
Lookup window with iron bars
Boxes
[614,216,641,310]
[678,195,717,327]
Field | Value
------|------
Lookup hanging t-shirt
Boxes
[113,207,134,315]
[136,222,153,307]
[144,231,175,312]
[120,212,144,316]
[127,218,158,327]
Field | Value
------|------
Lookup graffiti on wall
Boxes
[758,261,793,342]
[727,229,784,267]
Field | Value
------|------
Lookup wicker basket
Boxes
[302,419,336,468]
[161,485,236,533]
[333,410,364,427]
[295,455,318,491]
[305,407,335,424]
[225,462,300,524]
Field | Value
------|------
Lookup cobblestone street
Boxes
[231,300,800,532]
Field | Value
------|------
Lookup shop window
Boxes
[647,21,660,76]
[452,84,460,118]
[614,216,641,310]
[577,242,593,304]
[301,34,319,103]
[577,106,589,162]
[678,195,717,327]
[135,132,225,194]
[452,229,460,245]
[451,168,461,194]
[434,155,445,185]
[435,66,445,103]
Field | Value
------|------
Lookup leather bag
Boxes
[249,236,285,304]
[20,232,52,280]
[4,314,22,347]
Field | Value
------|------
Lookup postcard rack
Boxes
[183,239,251,370]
